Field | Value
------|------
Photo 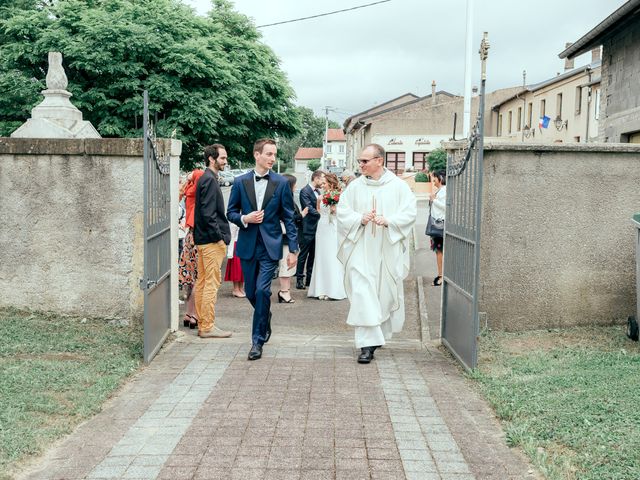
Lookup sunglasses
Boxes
[357,156,381,164]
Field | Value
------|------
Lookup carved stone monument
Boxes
[11,52,101,138]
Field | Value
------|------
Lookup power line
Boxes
[256,0,392,28]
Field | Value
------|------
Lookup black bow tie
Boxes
[255,174,269,182]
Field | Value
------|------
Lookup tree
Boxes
[277,106,340,170]
[427,148,447,172]
[0,0,301,169]
[307,159,321,172]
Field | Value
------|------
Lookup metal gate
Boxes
[141,90,171,363]
[441,34,490,371]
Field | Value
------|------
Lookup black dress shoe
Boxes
[295,279,306,290]
[264,312,272,343]
[357,346,378,364]
[248,344,262,361]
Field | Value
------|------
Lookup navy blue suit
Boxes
[227,171,298,346]
[296,184,321,284]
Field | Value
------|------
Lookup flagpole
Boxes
[462,0,474,138]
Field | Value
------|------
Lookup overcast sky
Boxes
[185,0,624,124]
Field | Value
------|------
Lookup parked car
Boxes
[328,166,344,175]
[218,171,235,187]
[229,169,248,177]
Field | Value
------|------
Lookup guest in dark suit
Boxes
[226,138,299,360]
[277,174,308,304]
[193,144,232,338]
[295,170,326,289]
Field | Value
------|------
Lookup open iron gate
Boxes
[141,90,171,363]
[441,34,490,371]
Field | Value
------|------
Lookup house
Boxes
[323,128,346,169]
[294,147,323,173]
[559,0,640,143]
[492,50,602,144]
[343,84,521,174]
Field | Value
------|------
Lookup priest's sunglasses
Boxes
[357,156,381,164]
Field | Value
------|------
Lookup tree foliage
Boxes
[427,148,447,172]
[277,106,340,169]
[307,159,321,172]
[0,0,301,169]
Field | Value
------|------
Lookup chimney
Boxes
[564,42,574,71]
[431,80,436,104]
[591,46,602,63]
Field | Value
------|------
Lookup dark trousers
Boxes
[241,236,279,346]
[295,234,316,285]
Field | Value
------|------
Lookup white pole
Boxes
[462,0,474,138]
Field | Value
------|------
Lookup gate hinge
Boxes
[139,278,157,290]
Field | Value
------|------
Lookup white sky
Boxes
[184,0,625,124]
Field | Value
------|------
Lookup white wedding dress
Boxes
[308,203,347,300]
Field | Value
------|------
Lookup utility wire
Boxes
[257,0,392,28]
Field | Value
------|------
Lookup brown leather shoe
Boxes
[199,327,232,338]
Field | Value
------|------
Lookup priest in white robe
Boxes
[337,143,417,364]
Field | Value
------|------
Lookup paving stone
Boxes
[335,470,371,480]
[156,465,197,480]
[300,470,335,480]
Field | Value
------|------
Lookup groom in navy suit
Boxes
[227,138,299,360]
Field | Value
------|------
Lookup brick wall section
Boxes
[600,20,640,141]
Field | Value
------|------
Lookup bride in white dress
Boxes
[308,173,347,300]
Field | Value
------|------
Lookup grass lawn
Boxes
[0,308,143,478]
[472,326,640,480]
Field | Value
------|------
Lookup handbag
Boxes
[425,214,444,237]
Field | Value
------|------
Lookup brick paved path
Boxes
[19,338,537,479]
[18,229,538,479]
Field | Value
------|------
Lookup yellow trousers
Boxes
[194,240,226,334]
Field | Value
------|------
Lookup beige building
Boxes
[560,0,640,143]
[324,128,346,168]
[343,85,521,174]
[493,50,602,144]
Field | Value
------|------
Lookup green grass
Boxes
[0,308,142,477]
[472,327,640,480]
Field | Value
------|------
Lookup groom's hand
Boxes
[286,251,298,269]
[244,210,264,224]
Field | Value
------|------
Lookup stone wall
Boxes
[0,137,181,321]
[600,20,640,142]
[474,143,640,330]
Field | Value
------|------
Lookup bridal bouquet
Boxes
[321,190,341,207]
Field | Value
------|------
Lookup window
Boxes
[540,99,546,117]
[575,87,582,114]
[517,107,522,131]
[413,152,427,171]
[498,114,503,136]
[527,102,533,127]
[339,144,345,153]
[385,152,405,175]
[508,110,513,134]
[326,144,332,153]
[556,93,563,118]
[594,89,601,120]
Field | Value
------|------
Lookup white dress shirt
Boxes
[254,170,269,210]
[241,170,270,227]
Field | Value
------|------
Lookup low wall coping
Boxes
[0,137,181,157]
[443,140,640,154]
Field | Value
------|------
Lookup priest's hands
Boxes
[373,215,389,227]
[286,251,298,269]
[361,210,376,225]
